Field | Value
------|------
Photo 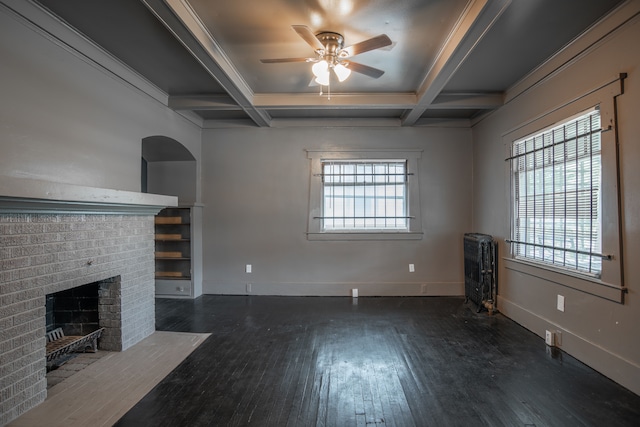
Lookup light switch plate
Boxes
[557,295,565,312]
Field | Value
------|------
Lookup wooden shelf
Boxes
[156,251,183,258]
[156,233,183,240]
[155,216,183,225]
[155,207,193,297]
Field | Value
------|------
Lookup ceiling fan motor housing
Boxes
[316,32,345,61]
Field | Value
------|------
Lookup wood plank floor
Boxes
[115,296,640,426]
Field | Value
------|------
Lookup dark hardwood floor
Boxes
[115,296,640,426]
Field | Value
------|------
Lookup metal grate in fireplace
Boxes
[44,277,121,366]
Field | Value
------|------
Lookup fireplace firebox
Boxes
[46,282,100,336]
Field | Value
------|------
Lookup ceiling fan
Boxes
[260,25,392,85]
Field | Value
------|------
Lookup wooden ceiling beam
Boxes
[142,0,271,126]
[401,0,511,126]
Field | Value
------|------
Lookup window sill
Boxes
[307,232,423,241]
[503,258,625,303]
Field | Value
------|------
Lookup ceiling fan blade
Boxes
[345,61,385,79]
[260,57,313,63]
[341,34,392,57]
[292,25,324,51]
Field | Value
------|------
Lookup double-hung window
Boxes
[307,150,423,240]
[510,108,602,275]
[322,160,408,231]
[505,76,624,302]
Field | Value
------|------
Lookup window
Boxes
[307,150,423,240]
[322,160,408,231]
[504,76,625,302]
[510,108,602,276]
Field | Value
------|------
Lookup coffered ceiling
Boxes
[33,0,625,127]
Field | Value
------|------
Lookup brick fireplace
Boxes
[0,179,175,425]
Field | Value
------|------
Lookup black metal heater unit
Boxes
[464,233,497,313]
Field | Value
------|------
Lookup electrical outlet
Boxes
[246,283,251,292]
[557,295,565,312]
[409,264,415,273]
[246,264,252,273]
[545,330,555,346]
[352,288,358,298]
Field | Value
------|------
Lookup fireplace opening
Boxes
[44,277,121,382]
[46,282,100,336]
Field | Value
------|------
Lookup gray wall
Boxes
[471,11,640,394]
[201,126,473,296]
[0,4,201,194]
[147,161,197,206]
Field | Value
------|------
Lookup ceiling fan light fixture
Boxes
[333,63,351,82]
[312,59,330,85]
[311,60,329,77]
[314,71,330,86]
[261,25,390,86]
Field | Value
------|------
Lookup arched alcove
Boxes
[142,136,202,299]
[142,136,196,206]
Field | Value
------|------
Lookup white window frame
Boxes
[504,77,625,302]
[306,149,423,241]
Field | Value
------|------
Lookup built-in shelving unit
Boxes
[155,207,194,297]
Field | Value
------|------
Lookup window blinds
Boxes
[510,108,603,275]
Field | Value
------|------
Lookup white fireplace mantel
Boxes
[0,176,178,215]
